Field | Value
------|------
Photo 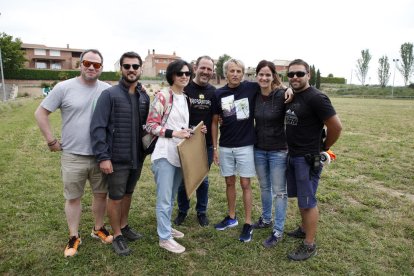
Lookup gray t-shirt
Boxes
[41,77,111,155]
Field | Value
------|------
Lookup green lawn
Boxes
[0,97,413,275]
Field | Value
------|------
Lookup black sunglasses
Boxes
[122,64,140,70]
[176,71,191,77]
[287,71,307,78]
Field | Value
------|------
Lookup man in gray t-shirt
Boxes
[34,49,113,258]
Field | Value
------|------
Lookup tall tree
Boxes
[309,65,316,86]
[316,69,321,89]
[377,55,390,88]
[355,49,372,85]
[0,32,26,72]
[216,54,231,79]
[397,42,414,86]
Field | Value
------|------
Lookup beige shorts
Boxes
[61,152,107,200]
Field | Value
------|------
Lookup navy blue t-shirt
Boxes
[213,81,258,147]
[184,81,216,146]
[284,86,336,156]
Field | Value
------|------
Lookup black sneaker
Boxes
[112,235,131,256]
[263,232,281,248]
[252,217,272,229]
[174,212,187,226]
[239,223,253,242]
[288,242,317,261]
[197,213,209,227]
[121,225,143,241]
[286,226,306,239]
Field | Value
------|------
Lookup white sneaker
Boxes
[159,238,185,253]
[171,228,184,239]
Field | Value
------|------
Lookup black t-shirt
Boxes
[212,81,258,147]
[185,81,216,145]
[284,86,336,156]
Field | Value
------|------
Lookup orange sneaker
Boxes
[64,235,82,257]
[91,225,113,244]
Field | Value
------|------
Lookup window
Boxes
[159,69,166,75]
[50,50,61,56]
[51,62,61,69]
[36,62,47,69]
[34,49,46,55]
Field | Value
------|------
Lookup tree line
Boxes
[356,43,414,87]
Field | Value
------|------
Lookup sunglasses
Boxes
[122,64,141,70]
[176,71,191,77]
[82,60,102,69]
[287,71,307,78]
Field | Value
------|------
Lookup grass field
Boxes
[0,97,413,275]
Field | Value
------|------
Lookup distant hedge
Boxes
[4,69,119,81]
[321,77,346,84]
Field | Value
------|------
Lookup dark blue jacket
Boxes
[90,81,150,165]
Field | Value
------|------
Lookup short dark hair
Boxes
[166,59,193,86]
[288,59,310,73]
[119,51,142,66]
[80,49,103,63]
[195,55,214,67]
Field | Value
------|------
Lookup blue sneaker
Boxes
[239,223,253,242]
[214,216,238,230]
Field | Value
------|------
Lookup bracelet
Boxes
[48,139,58,147]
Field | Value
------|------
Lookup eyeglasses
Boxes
[122,64,141,70]
[176,71,191,77]
[287,71,307,78]
[82,60,102,69]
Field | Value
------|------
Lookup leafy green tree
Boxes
[397,42,414,86]
[378,55,390,88]
[0,32,26,72]
[355,49,372,85]
[216,54,231,79]
[309,65,316,86]
[316,69,321,89]
[327,73,334,77]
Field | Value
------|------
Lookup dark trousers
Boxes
[177,145,213,215]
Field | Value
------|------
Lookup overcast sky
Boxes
[1,0,413,85]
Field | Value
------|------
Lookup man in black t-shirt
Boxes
[211,59,258,243]
[173,56,216,227]
[284,59,342,261]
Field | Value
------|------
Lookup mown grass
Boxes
[0,97,413,275]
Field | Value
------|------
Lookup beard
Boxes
[122,73,139,83]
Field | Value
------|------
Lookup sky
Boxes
[1,0,413,86]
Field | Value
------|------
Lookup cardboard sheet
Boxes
[177,121,209,199]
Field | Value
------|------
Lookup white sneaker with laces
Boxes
[159,238,185,253]
[171,228,184,239]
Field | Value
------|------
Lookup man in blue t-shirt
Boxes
[211,58,258,243]
[284,59,342,261]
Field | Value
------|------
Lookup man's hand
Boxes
[213,149,219,165]
[284,87,294,103]
[100,160,113,174]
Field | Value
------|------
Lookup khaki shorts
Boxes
[61,152,107,200]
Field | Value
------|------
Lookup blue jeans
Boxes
[254,149,288,237]
[177,145,213,215]
[151,158,183,240]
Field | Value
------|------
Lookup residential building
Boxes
[272,59,291,75]
[21,43,84,70]
[142,49,181,77]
